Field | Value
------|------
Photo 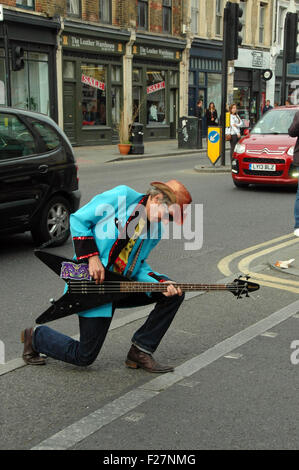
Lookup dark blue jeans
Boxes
[33,293,185,367]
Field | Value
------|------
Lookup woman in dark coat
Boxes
[205,102,218,127]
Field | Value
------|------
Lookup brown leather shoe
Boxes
[21,328,46,365]
[125,345,174,373]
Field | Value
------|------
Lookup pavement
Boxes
[73,138,232,172]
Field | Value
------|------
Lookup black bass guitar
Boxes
[34,250,260,325]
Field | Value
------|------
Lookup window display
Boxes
[11,52,49,115]
[147,70,166,125]
[81,63,106,126]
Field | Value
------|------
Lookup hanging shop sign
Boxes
[81,74,105,91]
[62,34,124,55]
[147,81,165,95]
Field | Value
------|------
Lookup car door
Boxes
[0,112,41,231]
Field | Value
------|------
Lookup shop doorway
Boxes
[170,88,178,139]
[63,82,76,144]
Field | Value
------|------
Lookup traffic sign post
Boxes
[207,126,222,165]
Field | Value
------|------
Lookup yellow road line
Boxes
[217,233,294,277]
[238,238,299,287]
[243,276,299,294]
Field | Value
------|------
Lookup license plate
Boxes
[249,163,276,171]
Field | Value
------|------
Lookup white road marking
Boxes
[31,298,299,450]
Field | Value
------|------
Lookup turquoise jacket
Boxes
[70,185,169,318]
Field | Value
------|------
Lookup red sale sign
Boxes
[147,81,165,95]
[81,74,105,91]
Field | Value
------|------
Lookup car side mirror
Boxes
[243,129,250,136]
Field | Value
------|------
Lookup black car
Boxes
[0,107,81,246]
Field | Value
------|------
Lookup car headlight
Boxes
[287,146,294,156]
[234,143,246,154]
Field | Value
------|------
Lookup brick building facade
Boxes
[0,1,190,145]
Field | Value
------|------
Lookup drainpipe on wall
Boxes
[56,17,64,130]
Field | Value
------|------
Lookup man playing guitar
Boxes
[21,180,192,373]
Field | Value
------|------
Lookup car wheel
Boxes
[233,181,250,189]
[31,196,71,247]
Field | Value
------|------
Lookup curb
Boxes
[194,165,231,173]
[106,148,203,163]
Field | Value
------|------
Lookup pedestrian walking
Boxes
[195,99,203,119]
[228,104,242,161]
[262,100,273,115]
[288,111,299,236]
[21,181,192,373]
[206,102,218,127]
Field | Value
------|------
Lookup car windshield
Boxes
[251,109,298,135]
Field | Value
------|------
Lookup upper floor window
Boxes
[215,0,223,36]
[16,0,35,9]
[191,0,199,34]
[138,0,148,30]
[67,0,81,18]
[163,0,172,34]
[278,7,287,46]
[99,0,112,24]
[239,0,246,41]
[259,3,266,44]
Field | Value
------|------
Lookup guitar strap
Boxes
[126,239,144,279]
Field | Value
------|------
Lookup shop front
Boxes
[0,9,59,120]
[234,48,270,127]
[275,56,299,105]
[62,22,129,146]
[132,35,185,141]
[188,39,222,136]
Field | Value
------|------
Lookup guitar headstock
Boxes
[228,276,260,299]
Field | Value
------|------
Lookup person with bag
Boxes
[227,103,242,161]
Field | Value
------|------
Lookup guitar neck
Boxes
[120,282,229,293]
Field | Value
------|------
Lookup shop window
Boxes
[99,0,112,24]
[215,0,223,36]
[63,61,75,79]
[31,121,60,151]
[207,73,222,120]
[11,52,50,115]
[189,71,195,86]
[170,71,178,86]
[81,63,107,126]
[147,70,166,126]
[16,0,35,9]
[163,0,172,34]
[0,113,36,159]
[198,73,205,86]
[138,0,148,30]
[67,0,81,18]
[133,68,141,83]
[111,65,121,82]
